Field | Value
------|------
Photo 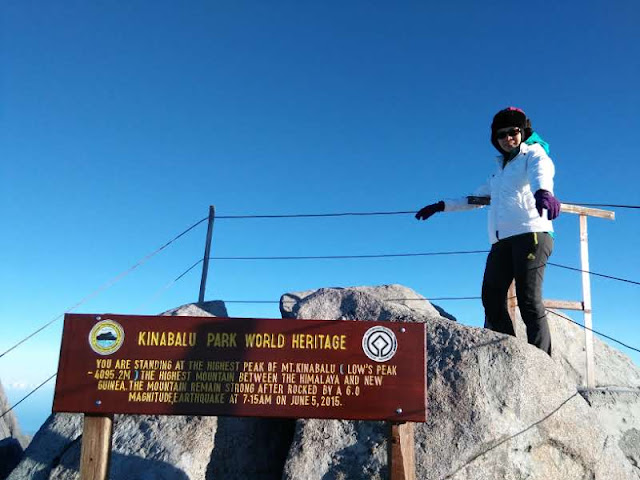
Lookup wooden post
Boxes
[507,281,517,324]
[388,422,416,480]
[560,203,615,220]
[79,414,113,480]
[580,214,595,389]
[198,205,216,303]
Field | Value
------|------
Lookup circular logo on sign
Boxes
[88,320,125,355]
[362,326,397,362]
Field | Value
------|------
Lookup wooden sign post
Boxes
[79,414,113,480]
[54,314,427,479]
[389,422,416,480]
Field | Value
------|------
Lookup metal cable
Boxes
[139,251,639,355]
[546,309,640,353]
[0,217,208,360]
[563,203,640,209]
[440,392,580,480]
[133,259,204,313]
[216,210,415,219]
[202,252,639,287]
[209,250,489,260]
[214,202,640,220]
[547,262,640,286]
[0,374,57,420]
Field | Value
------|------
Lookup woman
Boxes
[415,107,560,355]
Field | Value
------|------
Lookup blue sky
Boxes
[2,1,639,435]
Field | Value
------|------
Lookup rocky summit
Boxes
[5,285,640,479]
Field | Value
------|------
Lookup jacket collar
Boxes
[494,142,532,165]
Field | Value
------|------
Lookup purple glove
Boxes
[534,189,561,220]
[415,201,445,221]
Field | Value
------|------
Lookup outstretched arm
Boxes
[527,145,560,220]
[415,180,490,221]
[443,177,491,212]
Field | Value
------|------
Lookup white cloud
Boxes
[6,381,38,391]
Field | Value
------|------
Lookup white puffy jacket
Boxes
[444,142,555,244]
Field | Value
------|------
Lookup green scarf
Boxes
[524,131,550,154]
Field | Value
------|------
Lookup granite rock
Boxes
[0,379,28,479]
[8,286,640,480]
[580,388,640,476]
[281,284,639,480]
[510,307,640,388]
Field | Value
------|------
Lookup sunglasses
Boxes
[496,127,521,139]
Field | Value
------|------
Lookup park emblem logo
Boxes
[362,326,398,362]
[88,319,125,356]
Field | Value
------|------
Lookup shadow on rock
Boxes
[206,416,296,480]
[9,424,191,480]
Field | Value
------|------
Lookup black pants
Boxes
[482,232,553,355]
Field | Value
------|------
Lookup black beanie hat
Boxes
[490,107,533,153]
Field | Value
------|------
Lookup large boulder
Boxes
[516,305,640,477]
[7,302,223,480]
[511,307,640,389]
[9,287,640,480]
[280,284,449,322]
[0,380,28,479]
[280,284,639,480]
[161,301,228,318]
[8,299,296,480]
[8,413,216,480]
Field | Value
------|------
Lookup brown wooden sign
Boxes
[54,314,427,422]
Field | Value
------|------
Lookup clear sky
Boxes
[2,1,639,435]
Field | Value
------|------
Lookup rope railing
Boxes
[7,244,636,367]
[212,202,640,220]
[4,200,638,362]
[2,202,637,423]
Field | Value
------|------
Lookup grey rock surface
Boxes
[0,379,27,479]
[281,284,640,480]
[6,413,81,480]
[8,413,217,480]
[8,286,640,480]
[0,380,28,448]
[511,307,640,388]
[160,300,228,317]
[580,388,640,476]
[7,303,223,480]
[0,438,23,480]
[206,417,295,480]
[280,284,445,322]
[283,419,387,480]
[548,309,640,389]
